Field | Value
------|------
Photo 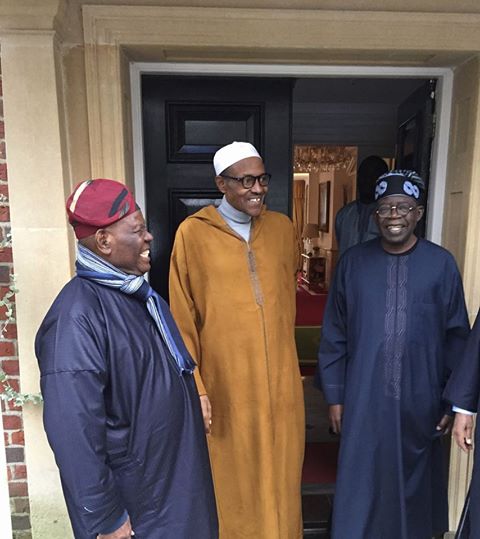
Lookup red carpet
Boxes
[297,286,337,488]
[296,286,328,326]
[300,365,317,376]
[302,442,339,484]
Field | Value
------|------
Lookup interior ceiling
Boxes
[293,78,428,105]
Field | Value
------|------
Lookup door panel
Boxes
[169,189,221,237]
[396,79,436,237]
[142,75,293,298]
[166,102,263,162]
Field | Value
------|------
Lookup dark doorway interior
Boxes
[140,74,435,538]
[142,75,434,296]
[291,76,436,537]
[292,77,433,167]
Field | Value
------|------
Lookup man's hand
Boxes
[329,404,343,434]
[97,517,133,538]
[452,413,474,453]
[435,414,453,436]
[200,394,212,434]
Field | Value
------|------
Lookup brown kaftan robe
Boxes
[169,205,305,539]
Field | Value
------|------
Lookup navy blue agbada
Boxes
[316,237,469,539]
[35,276,218,539]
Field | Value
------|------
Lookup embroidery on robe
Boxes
[384,255,408,399]
[246,248,264,306]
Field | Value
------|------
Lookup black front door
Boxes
[142,75,293,298]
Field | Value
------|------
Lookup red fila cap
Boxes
[66,179,138,239]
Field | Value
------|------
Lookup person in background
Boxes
[335,155,388,255]
[36,179,218,539]
[169,142,305,538]
[444,311,480,538]
[317,170,469,539]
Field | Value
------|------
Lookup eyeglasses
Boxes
[220,173,271,189]
[376,203,417,218]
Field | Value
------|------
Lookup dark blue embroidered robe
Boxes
[316,238,469,539]
[35,277,218,539]
[444,310,480,538]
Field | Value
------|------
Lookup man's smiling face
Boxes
[215,156,267,218]
[375,195,424,253]
[103,210,154,275]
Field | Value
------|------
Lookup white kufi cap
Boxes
[213,141,261,175]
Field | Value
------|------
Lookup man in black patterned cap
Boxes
[316,170,470,539]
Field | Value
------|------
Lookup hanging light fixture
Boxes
[294,145,356,173]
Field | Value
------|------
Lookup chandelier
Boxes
[294,145,356,173]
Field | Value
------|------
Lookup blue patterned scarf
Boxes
[75,243,195,375]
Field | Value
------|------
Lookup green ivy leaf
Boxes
[0,271,42,405]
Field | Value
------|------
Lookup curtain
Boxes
[292,180,306,271]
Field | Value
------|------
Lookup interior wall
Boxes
[316,172,335,251]
[293,102,396,162]
[304,171,319,224]
[316,169,355,251]
[292,78,428,165]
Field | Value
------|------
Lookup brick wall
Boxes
[0,52,33,539]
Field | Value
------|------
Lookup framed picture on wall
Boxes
[319,181,331,233]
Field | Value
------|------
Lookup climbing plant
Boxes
[0,194,42,406]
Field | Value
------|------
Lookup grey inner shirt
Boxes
[217,196,252,242]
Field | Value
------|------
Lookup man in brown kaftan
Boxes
[169,142,305,538]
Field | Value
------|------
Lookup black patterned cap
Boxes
[375,170,425,202]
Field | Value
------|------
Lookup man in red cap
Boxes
[36,179,218,539]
